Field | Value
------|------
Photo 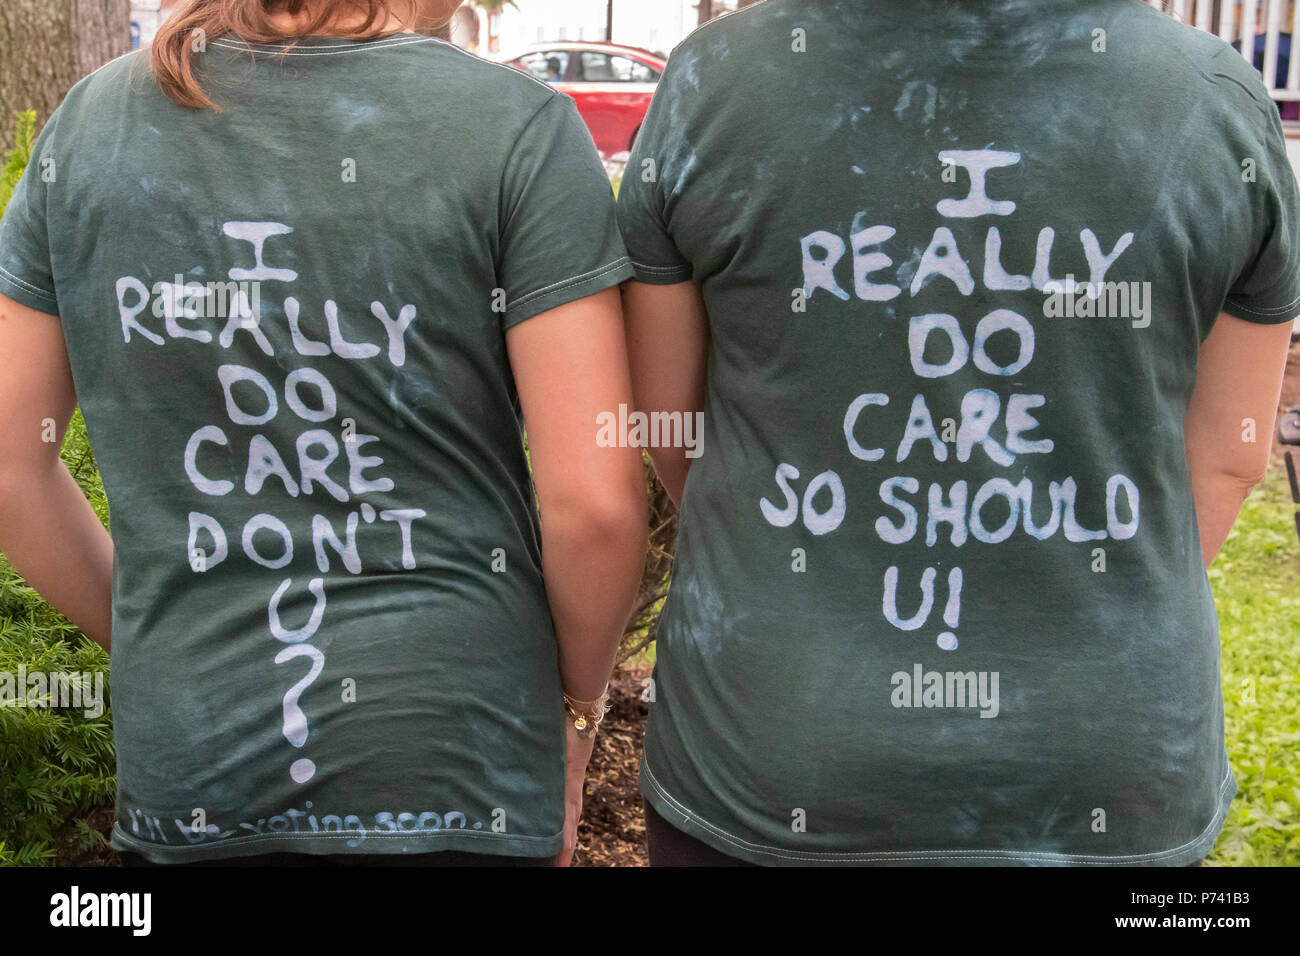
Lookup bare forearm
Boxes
[542,508,646,701]
[622,280,709,510]
[1187,463,1259,568]
[649,449,691,507]
[1181,312,1292,569]
[0,463,113,649]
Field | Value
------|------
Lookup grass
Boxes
[1207,460,1300,865]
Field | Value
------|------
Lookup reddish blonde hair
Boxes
[151,1,421,110]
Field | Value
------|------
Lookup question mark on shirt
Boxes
[275,643,325,783]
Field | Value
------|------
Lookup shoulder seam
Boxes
[81,47,144,83]
[495,92,569,253]
[59,47,144,101]
[430,37,568,96]
[678,0,774,47]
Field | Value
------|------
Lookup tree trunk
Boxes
[0,0,131,150]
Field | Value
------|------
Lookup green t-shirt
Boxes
[0,33,632,861]
[618,0,1300,865]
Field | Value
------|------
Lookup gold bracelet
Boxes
[563,683,611,739]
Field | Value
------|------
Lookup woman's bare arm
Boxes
[506,286,647,866]
[0,292,113,648]
[1185,311,1293,567]
[506,286,647,702]
[621,280,709,506]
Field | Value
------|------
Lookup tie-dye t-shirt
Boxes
[618,0,1300,865]
[0,34,632,861]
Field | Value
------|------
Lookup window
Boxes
[514,51,569,82]
[577,52,659,83]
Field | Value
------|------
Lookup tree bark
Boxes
[0,0,131,150]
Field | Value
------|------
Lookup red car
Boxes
[500,42,666,159]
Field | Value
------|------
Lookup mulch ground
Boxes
[59,806,117,867]
[573,663,651,867]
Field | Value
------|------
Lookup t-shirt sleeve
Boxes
[1222,90,1300,324]
[497,93,633,328]
[0,110,60,316]
[615,61,694,286]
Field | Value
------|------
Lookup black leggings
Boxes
[120,849,552,867]
[643,799,1204,867]
[643,800,757,867]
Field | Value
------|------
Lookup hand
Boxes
[554,720,597,866]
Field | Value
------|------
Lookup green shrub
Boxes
[0,110,111,867]
[0,411,113,866]
[0,110,38,217]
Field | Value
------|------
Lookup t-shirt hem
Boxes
[0,265,59,315]
[110,822,562,863]
[1221,287,1300,324]
[627,260,693,285]
[503,257,635,329]
[640,755,1236,867]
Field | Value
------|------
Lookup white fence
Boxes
[1161,0,1299,101]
